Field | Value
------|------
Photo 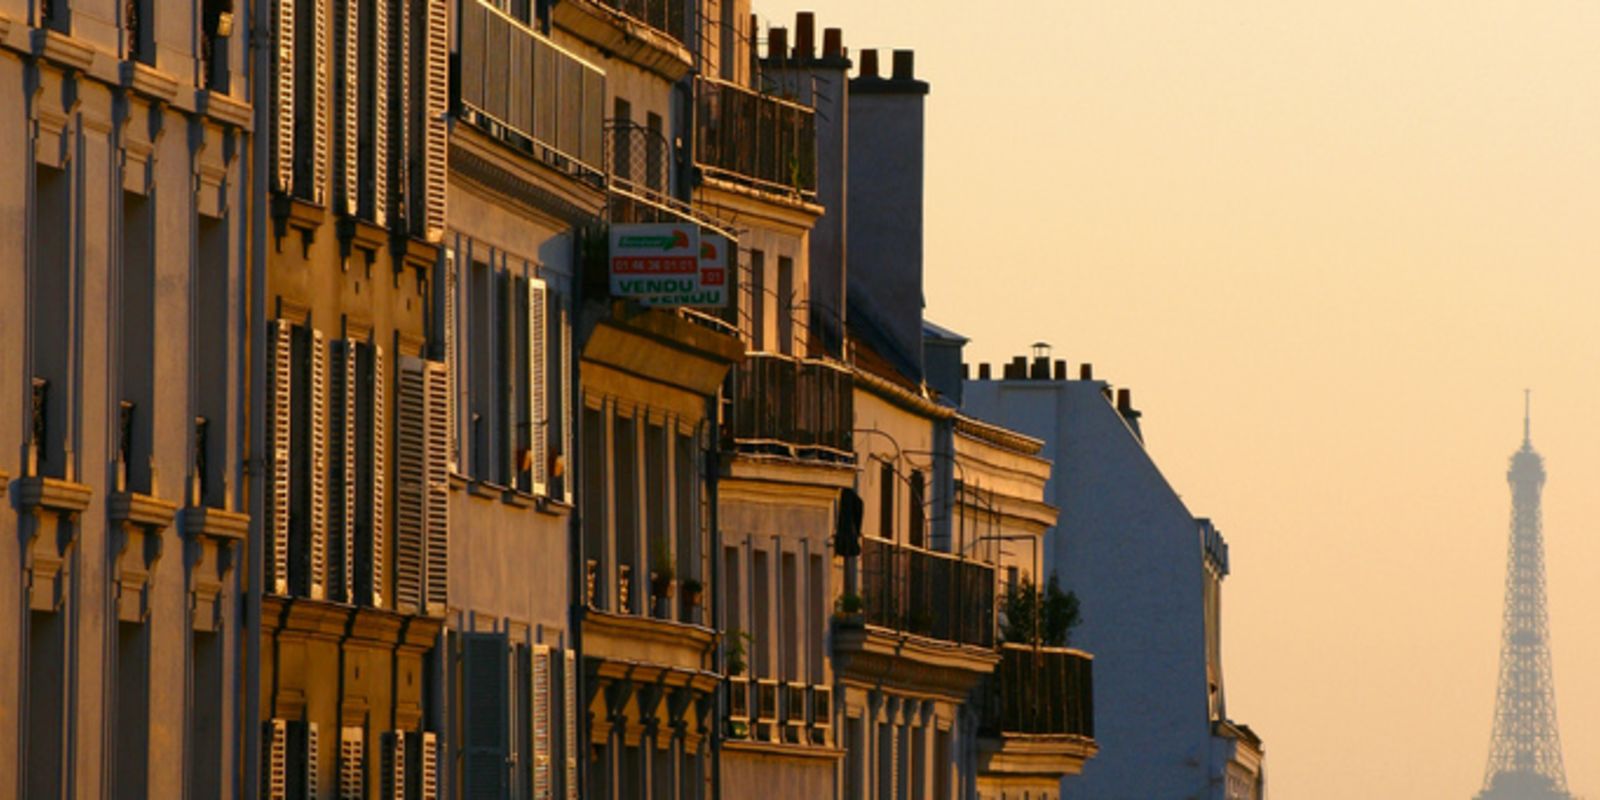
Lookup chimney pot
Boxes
[1117,388,1132,411]
[860,48,879,78]
[978,363,992,380]
[960,362,970,380]
[795,13,815,59]
[892,49,915,80]
[768,28,789,62]
[1054,360,1067,381]
[1031,356,1049,380]
[823,28,843,59]
[1079,363,1094,380]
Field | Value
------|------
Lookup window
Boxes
[261,719,320,798]
[645,111,665,193]
[331,339,387,607]
[878,461,895,540]
[614,416,639,613]
[752,550,770,677]
[395,355,450,615]
[612,98,632,181]
[194,215,230,506]
[126,0,154,64]
[675,432,697,621]
[749,249,766,350]
[718,0,736,81]
[265,321,328,599]
[31,164,71,477]
[780,552,798,681]
[908,471,926,549]
[291,0,323,201]
[202,0,231,91]
[463,260,551,494]
[808,554,824,682]
[120,190,155,494]
[26,610,66,797]
[114,621,150,787]
[189,630,224,794]
[582,407,606,608]
[776,255,793,354]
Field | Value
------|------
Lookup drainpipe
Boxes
[705,410,723,800]
[243,0,271,789]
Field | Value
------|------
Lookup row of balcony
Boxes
[976,644,1095,740]
[455,1,817,199]
[726,677,832,746]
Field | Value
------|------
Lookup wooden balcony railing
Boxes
[976,644,1095,739]
[694,77,817,200]
[458,0,606,180]
[859,537,995,648]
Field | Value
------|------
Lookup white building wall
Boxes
[963,378,1215,800]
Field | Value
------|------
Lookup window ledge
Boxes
[536,495,573,517]
[502,489,535,509]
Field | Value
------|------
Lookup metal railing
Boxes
[458,0,607,180]
[722,353,853,463]
[858,537,995,648]
[605,120,672,202]
[695,77,817,199]
[592,0,687,44]
[976,644,1095,739]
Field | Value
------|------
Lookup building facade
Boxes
[964,357,1266,800]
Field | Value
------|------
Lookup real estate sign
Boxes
[609,223,727,308]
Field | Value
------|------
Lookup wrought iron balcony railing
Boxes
[858,537,995,649]
[458,0,607,180]
[722,353,853,463]
[695,77,817,200]
[605,120,672,202]
[592,0,687,45]
[976,644,1095,739]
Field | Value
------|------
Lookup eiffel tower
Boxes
[1477,394,1571,800]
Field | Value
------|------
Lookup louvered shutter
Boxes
[559,299,572,505]
[304,721,321,798]
[263,719,289,800]
[330,341,357,603]
[380,731,407,799]
[463,633,509,799]
[528,279,548,496]
[268,322,293,596]
[563,649,578,799]
[310,328,330,600]
[419,731,439,800]
[390,0,410,227]
[423,359,450,615]
[273,0,295,193]
[339,726,365,799]
[371,0,389,227]
[532,645,552,798]
[500,273,515,486]
[369,344,387,608]
[422,0,447,240]
[395,357,427,613]
[337,0,359,215]
[312,0,330,205]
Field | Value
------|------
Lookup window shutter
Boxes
[273,0,295,193]
[337,0,359,216]
[310,328,330,600]
[372,0,389,227]
[419,731,439,800]
[529,279,548,496]
[395,356,427,613]
[499,272,515,487]
[369,344,387,609]
[389,0,410,227]
[263,719,289,800]
[303,721,321,798]
[339,726,365,800]
[380,731,407,800]
[268,321,293,596]
[313,0,331,205]
[532,644,552,798]
[510,644,526,798]
[422,0,447,240]
[463,633,509,799]
[559,300,572,505]
[563,649,578,799]
[330,341,357,604]
[424,359,450,615]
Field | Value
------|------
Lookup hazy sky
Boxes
[756,1,1600,796]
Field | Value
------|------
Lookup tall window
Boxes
[749,249,766,350]
[908,471,925,549]
[776,255,793,354]
[120,190,156,494]
[878,460,895,540]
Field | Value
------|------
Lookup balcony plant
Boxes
[649,538,675,599]
[1000,575,1080,647]
[682,578,704,608]
[832,592,864,627]
[724,628,753,676]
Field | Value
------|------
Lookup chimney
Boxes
[960,362,970,380]
[768,28,789,62]
[794,12,815,60]
[1079,363,1094,381]
[1054,360,1067,381]
[978,363,992,380]
[1117,388,1132,411]
[1010,356,1027,379]
[1031,356,1049,380]
[892,49,915,80]
[823,28,843,60]
[859,48,879,78]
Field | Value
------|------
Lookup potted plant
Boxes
[682,578,704,608]
[833,592,865,628]
[649,539,675,599]
[724,628,753,677]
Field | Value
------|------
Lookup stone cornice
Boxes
[108,491,178,529]
[832,624,999,700]
[181,505,250,541]
[13,475,92,516]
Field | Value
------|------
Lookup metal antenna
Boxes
[1524,389,1531,446]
